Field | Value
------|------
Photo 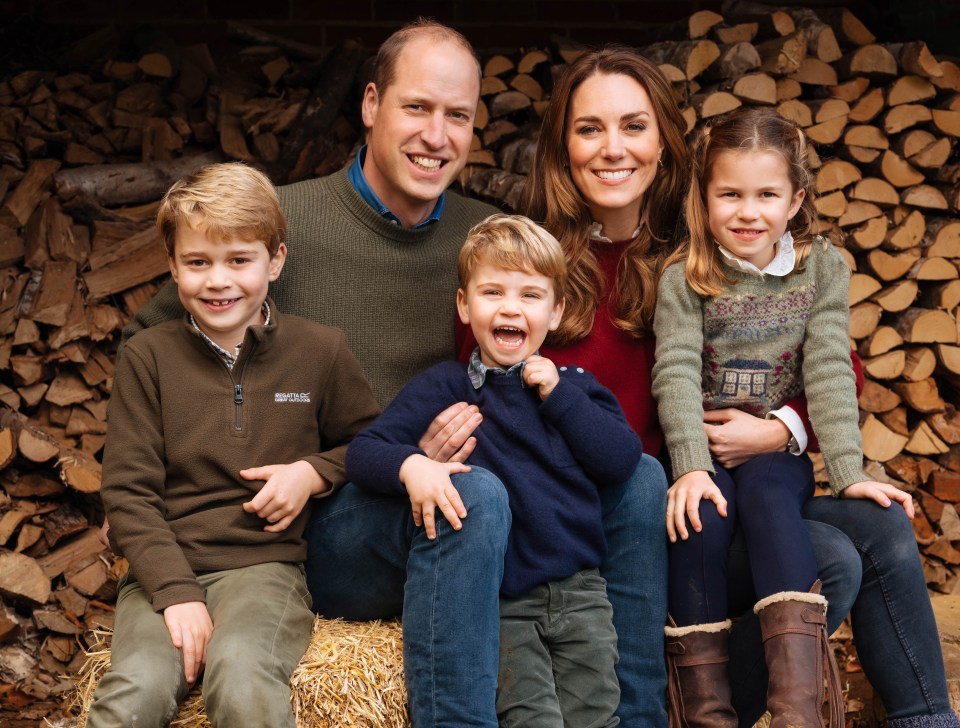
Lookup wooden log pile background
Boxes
[0,2,957,725]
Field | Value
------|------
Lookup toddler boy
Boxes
[345,213,641,726]
[87,162,380,728]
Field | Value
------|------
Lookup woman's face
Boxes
[565,72,663,238]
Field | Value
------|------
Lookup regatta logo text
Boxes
[275,392,311,403]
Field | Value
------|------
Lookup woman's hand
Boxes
[666,470,726,543]
[703,408,790,468]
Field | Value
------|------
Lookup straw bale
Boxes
[292,617,408,727]
[68,618,408,728]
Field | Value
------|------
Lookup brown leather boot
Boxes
[664,619,738,728]
[754,580,844,728]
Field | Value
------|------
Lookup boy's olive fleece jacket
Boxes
[104,306,381,611]
[123,167,499,407]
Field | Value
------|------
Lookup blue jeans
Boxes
[600,453,669,727]
[304,468,510,728]
[728,497,957,727]
[806,497,956,724]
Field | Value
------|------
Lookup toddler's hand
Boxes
[522,355,560,400]
[241,460,328,532]
[666,470,727,543]
[399,454,470,539]
[163,601,213,686]
[842,480,915,519]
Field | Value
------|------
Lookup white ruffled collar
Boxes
[587,221,642,243]
[717,231,796,277]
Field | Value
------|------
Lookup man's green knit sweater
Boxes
[652,239,865,494]
[125,167,499,406]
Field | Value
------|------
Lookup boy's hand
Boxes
[399,454,470,539]
[97,517,111,547]
[419,402,482,463]
[666,470,727,543]
[163,601,213,686]
[241,460,329,532]
[522,354,560,400]
[842,480,915,519]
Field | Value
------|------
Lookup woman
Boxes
[524,45,957,728]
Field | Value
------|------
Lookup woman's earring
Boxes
[657,155,664,168]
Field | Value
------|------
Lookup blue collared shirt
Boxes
[467,347,528,389]
[347,145,445,228]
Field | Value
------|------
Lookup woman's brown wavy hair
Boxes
[523,45,689,344]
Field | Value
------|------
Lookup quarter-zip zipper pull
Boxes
[234,383,244,431]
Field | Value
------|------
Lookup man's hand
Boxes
[163,601,213,686]
[704,408,790,468]
[241,460,329,532]
[418,402,482,463]
[399,454,470,539]
[522,355,560,400]
[666,470,727,543]
[842,480,915,519]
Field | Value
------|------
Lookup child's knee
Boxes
[88,657,185,728]
[450,467,511,531]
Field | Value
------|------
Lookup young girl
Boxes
[652,107,914,728]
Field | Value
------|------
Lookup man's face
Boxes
[361,37,480,228]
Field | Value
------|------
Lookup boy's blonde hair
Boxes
[676,107,819,297]
[156,162,286,257]
[458,214,566,301]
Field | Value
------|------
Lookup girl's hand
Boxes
[666,470,727,543]
[842,480,915,519]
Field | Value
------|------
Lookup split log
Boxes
[861,413,908,461]
[0,551,51,605]
[893,308,958,344]
[54,152,222,208]
[858,325,903,357]
[859,377,902,413]
[275,41,370,184]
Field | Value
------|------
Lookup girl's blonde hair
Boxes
[522,45,689,344]
[157,162,286,257]
[675,107,819,297]
[458,214,566,301]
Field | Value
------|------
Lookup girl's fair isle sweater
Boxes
[652,238,865,494]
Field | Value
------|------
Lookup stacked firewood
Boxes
[0,3,958,724]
